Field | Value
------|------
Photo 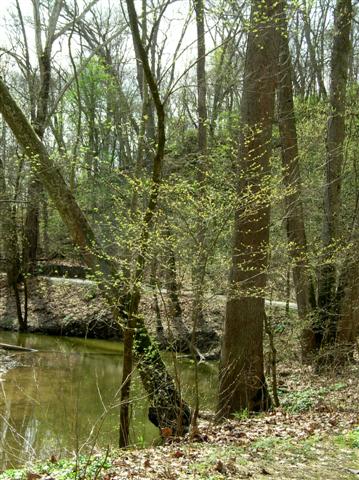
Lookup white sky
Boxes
[0,0,199,88]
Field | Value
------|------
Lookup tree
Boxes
[0,133,25,330]
[4,0,99,330]
[0,74,190,441]
[23,0,65,278]
[276,1,317,360]
[313,0,353,360]
[217,0,279,416]
[301,1,327,99]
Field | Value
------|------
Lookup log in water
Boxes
[0,342,37,352]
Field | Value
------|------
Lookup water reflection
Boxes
[0,332,217,470]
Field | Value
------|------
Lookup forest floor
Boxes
[1,273,358,479]
[0,358,358,479]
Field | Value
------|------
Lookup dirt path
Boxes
[44,276,298,310]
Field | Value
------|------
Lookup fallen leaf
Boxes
[161,427,173,438]
[26,473,41,480]
[214,460,226,474]
[260,467,271,475]
[173,450,184,458]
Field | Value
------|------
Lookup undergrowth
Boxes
[0,455,112,480]
[280,382,347,413]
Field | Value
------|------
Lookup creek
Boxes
[0,331,217,471]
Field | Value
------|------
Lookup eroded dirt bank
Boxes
[0,275,118,339]
[0,274,223,357]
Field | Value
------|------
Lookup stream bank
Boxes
[0,274,223,358]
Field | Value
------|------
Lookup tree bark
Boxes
[316,0,352,355]
[217,0,278,417]
[276,1,317,360]
[0,155,26,331]
[191,0,208,333]
[335,263,359,361]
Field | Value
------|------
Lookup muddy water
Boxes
[0,331,217,470]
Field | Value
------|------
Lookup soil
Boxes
[0,274,119,339]
[0,274,223,357]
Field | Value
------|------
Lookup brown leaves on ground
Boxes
[12,358,357,480]
[26,473,41,480]
[101,361,358,480]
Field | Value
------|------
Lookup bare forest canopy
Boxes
[0,0,358,445]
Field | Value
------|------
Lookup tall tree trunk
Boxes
[119,0,156,447]
[21,1,64,325]
[217,0,278,417]
[316,0,352,356]
[191,0,208,332]
[23,6,53,272]
[277,1,317,360]
[190,0,209,428]
[0,156,25,331]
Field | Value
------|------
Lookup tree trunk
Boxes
[23,177,41,274]
[276,1,317,360]
[164,224,187,340]
[335,264,359,362]
[316,0,352,356]
[0,156,25,331]
[191,0,208,333]
[22,1,64,318]
[217,0,278,418]
[119,324,134,448]
[42,194,50,258]
[150,258,165,346]
[330,204,359,362]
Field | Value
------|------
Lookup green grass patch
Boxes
[0,455,112,480]
[335,428,359,449]
[280,382,347,413]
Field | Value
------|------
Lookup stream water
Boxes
[0,331,217,470]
